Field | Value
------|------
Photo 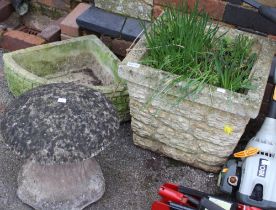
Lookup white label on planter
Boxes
[58,98,67,103]
[127,62,140,68]
[217,88,226,94]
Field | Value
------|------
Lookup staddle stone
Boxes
[0,83,120,209]
[17,158,105,210]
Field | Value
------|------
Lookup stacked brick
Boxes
[60,3,91,38]
[1,31,46,51]
[0,0,13,22]
[59,3,139,58]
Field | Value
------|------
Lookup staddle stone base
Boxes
[17,158,105,210]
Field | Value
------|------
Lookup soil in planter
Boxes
[46,68,103,86]
[14,51,115,86]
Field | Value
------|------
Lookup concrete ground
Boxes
[0,49,220,210]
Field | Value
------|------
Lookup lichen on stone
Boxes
[0,83,119,164]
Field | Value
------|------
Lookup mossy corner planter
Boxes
[3,35,130,122]
[119,25,276,172]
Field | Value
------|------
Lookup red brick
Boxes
[38,25,61,42]
[60,3,91,37]
[154,0,180,6]
[153,5,164,19]
[111,39,132,57]
[154,0,226,20]
[188,0,226,20]
[54,16,66,24]
[1,30,46,51]
[0,0,13,22]
[268,35,276,41]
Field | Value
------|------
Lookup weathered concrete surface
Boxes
[22,12,57,32]
[95,0,153,21]
[119,24,276,172]
[17,158,105,210]
[0,49,12,105]
[128,96,247,172]
[3,35,130,122]
[1,83,119,164]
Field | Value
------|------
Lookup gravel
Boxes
[0,49,220,210]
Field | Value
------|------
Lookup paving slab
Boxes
[76,7,126,38]
[94,0,153,21]
[121,18,150,41]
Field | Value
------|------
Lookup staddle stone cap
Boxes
[0,83,119,164]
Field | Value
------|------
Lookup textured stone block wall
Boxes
[127,82,250,172]
[94,0,153,20]
[32,0,93,11]
[30,0,93,18]
[32,0,71,11]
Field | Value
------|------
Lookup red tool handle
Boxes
[154,183,263,210]
[159,185,190,206]
[237,204,262,210]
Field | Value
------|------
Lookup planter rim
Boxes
[3,35,125,89]
[119,24,276,118]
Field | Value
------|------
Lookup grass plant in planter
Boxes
[119,3,276,172]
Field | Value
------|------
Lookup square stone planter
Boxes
[119,25,276,172]
[3,35,130,122]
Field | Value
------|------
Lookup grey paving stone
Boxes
[121,18,150,41]
[77,7,126,38]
